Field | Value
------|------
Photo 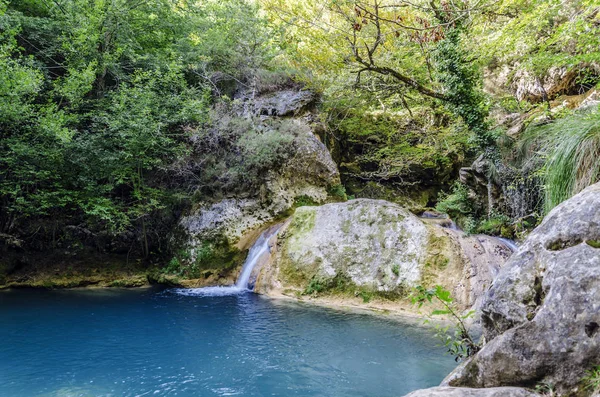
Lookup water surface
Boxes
[0,288,455,396]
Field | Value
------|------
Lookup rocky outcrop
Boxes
[255,199,512,311]
[484,63,599,103]
[404,387,538,397]
[437,182,600,395]
[178,87,341,266]
[244,89,316,117]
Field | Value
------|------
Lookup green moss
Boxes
[341,219,352,234]
[109,276,147,288]
[420,232,454,287]
[587,240,600,249]
[288,208,317,236]
[327,184,348,201]
[294,195,319,207]
[165,236,244,279]
[191,238,244,276]
[477,214,512,237]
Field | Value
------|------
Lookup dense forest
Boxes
[1,0,599,281]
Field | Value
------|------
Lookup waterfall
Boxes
[173,225,281,297]
[235,225,281,289]
[497,237,519,253]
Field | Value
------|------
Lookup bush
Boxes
[189,110,298,197]
[476,214,512,237]
[327,184,348,201]
[436,182,479,230]
[518,107,600,213]
[412,285,480,361]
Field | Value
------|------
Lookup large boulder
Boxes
[442,182,600,395]
[255,199,512,311]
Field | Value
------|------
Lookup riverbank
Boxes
[264,287,430,320]
[0,267,445,323]
[0,249,239,290]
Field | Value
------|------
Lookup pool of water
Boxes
[0,288,456,397]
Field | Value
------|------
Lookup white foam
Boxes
[172,286,246,297]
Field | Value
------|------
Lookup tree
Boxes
[263,0,493,148]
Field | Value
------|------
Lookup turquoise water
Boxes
[0,288,455,397]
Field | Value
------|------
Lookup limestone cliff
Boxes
[177,87,341,273]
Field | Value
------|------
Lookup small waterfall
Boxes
[498,237,519,253]
[235,225,280,289]
[173,225,281,297]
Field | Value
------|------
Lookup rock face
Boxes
[442,182,600,395]
[404,386,538,397]
[484,63,599,103]
[269,199,429,290]
[255,199,512,311]
[178,87,340,265]
[179,121,340,245]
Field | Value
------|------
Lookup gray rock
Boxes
[256,199,512,311]
[403,386,538,397]
[237,89,316,117]
[443,182,600,395]
[179,117,340,256]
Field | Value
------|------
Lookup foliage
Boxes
[326,99,471,201]
[517,107,600,213]
[473,0,600,90]
[476,213,513,238]
[534,381,555,396]
[0,0,281,260]
[433,27,492,149]
[188,108,298,198]
[543,108,600,212]
[412,285,480,361]
[294,195,319,207]
[582,365,600,392]
[327,184,348,201]
[264,0,496,151]
[435,182,479,229]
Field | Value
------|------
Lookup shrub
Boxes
[304,277,327,295]
[327,184,348,201]
[436,183,479,230]
[412,285,480,361]
[476,214,512,237]
[359,290,373,303]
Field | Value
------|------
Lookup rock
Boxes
[256,199,512,311]
[178,90,340,264]
[579,89,600,110]
[483,65,513,97]
[443,182,600,395]
[485,62,599,104]
[270,199,429,290]
[511,64,600,103]
[403,386,539,397]
[248,89,316,117]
